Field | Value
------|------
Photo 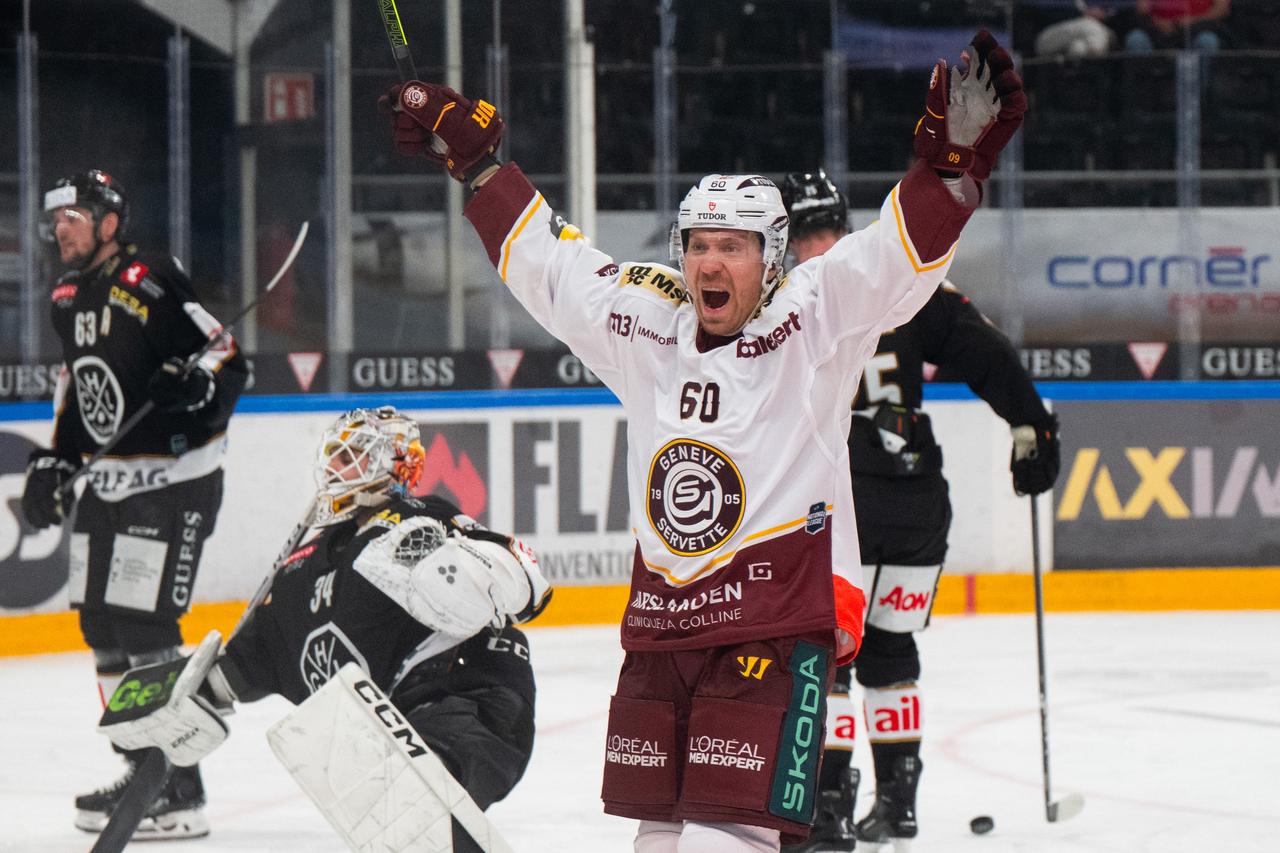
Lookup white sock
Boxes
[634,820,682,853]
[678,821,780,853]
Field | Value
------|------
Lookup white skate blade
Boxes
[131,807,210,840]
[860,841,910,853]
[74,810,109,833]
[1048,793,1085,822]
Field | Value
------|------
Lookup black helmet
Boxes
[42,169,129,239]
[780,169,847,239]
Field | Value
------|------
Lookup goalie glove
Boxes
[380,81,504,185]
[913,29,1026,182]
[98,631,229,767]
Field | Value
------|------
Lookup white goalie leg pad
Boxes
[267,663,513,853]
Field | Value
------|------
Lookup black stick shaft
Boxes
[379,0,419,80]
[88,749,170,853]
[53,221,309,504]
[1030,496,1055,822]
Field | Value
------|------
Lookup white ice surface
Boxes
[3,611,1279,852]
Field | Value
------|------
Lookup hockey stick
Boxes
[87,499,316,850]
[1030,496,1085,823]
[55,220,311,506]
[91,632,224,852]
[88,748,170,853]
[378,0,419,80]
[229,495,323,642]
[376,0,450,155]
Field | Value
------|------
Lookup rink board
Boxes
[3,383,1280,656]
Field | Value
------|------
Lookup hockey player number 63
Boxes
[74,308,110,347]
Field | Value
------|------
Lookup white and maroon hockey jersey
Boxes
[465,161,974,660]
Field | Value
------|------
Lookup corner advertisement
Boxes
[1054,399,1280,568]
[850,207,1280,345]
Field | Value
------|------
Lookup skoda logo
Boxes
[647,438,745,557]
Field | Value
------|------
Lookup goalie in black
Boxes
[779,171,1060,852]
[97,406,552,850]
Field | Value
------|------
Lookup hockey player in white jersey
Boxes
[382,28,1025,852]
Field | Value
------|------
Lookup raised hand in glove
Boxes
[380,82,504,184]
[1011,414,1060,496]
[148,357,214,413]
[22,448,80,528]
[914,29,1026,182]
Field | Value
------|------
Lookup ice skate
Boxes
[855,756,921,850]
[73,755,138,832]
[782,767,859,852]
[131,764,209,840]
[74,761,208,840]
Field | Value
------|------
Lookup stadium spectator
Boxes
[1033,2,1120,58]
[1122,0,1232,52]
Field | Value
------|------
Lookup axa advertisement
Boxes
[1054,399,1280,568]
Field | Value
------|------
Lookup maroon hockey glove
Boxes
[380,82,504,183]
[913,30,1026,182]
[1011,414,1060,496]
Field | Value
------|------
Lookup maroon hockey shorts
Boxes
[601,632,835,843]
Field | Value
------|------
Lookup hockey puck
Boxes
[970,815,995,835]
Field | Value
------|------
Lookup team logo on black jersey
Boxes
[300,622,369,694]
[71,356,124,444]
[646,438,745,557]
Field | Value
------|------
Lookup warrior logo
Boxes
[647,438,745,556]
[300,623,369,695]
[71,356,124,444]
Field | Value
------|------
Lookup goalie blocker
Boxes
[268,662,514,853]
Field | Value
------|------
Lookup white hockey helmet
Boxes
[670,174,790,288]
[314,406,425,526]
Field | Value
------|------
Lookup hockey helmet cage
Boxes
[780,169,848,238]
[314,406,426,526]
[42,170,129,241]
[670,175,790,288]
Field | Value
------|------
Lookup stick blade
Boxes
[1047,792,1085,823]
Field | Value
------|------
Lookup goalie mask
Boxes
[314,406,425,526]
[670,174,790,294]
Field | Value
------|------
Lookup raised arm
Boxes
[808,30,1026,342]
[382,82,632,393]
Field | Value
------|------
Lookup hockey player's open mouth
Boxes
[702,289,729,310]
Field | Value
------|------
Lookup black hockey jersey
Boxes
[222,494,536,712]
[48,245,248,499]
[850,281,1049,477]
